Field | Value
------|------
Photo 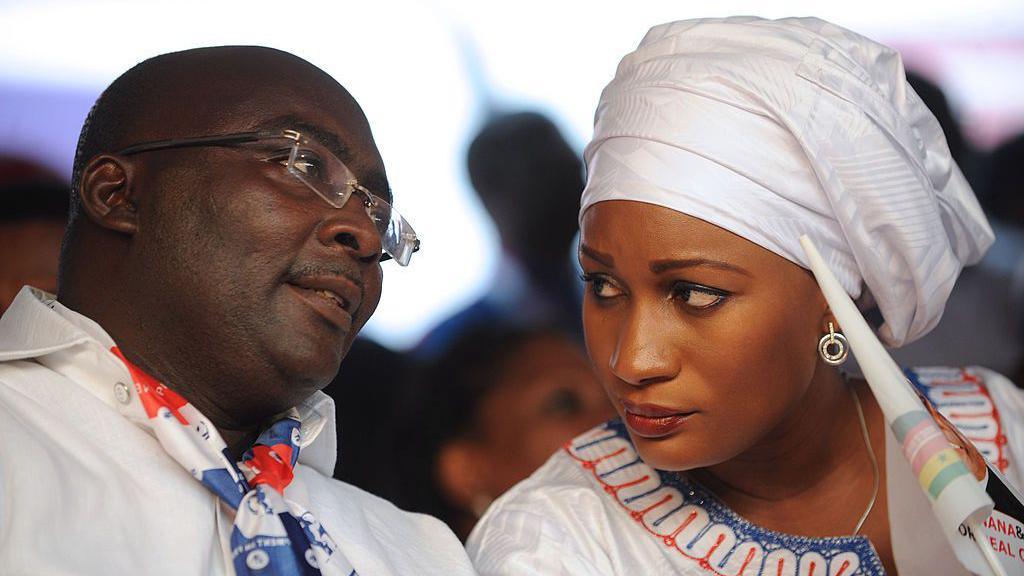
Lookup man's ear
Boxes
[78,154,139,235]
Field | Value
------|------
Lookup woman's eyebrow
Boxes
[579,244,614,267]
[650,258,752,276]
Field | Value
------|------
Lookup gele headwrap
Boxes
[580,16,994,347]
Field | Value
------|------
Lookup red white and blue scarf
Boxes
[112,347,357,576]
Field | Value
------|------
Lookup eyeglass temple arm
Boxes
[116,131,269,156]
[378,240,421,263]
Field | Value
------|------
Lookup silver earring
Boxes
[818,322,849,365]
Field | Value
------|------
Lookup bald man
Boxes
[0,47,474,575]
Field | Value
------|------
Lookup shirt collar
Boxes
[0,285,339,476]
[0,286,96,361]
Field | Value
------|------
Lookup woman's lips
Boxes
[621,400,695,439]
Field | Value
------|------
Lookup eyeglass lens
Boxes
[275,136,418,265]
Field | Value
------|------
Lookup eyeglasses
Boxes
[116,129,420,265]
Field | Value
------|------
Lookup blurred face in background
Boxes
[0,218,65,313]
[472,333,614,493]
[436,330,614,539]
[0,158,68,315]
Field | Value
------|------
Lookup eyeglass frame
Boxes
[113,128,420,265]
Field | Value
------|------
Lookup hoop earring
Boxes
[818,322,849,366]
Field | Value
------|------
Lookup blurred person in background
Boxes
[983,132,1024,383]
[0,157,68,313]
[320,112,601,514]
[394,322,613,540]
[416,111,586,357]
[985,133,1024,230]
[905,71,976,186]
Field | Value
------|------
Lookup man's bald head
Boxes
[68,46,368,231]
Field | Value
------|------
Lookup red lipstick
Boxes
[621,400,694,439]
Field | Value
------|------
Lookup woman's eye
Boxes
[581,273,623,299]
[673,282,727,310]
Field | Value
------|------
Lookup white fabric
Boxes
[0,286,476,576]
[467,368,1024,575]
[580,16,993,347]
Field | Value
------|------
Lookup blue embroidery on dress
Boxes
[568,419,886,575]
[599,456,643,478]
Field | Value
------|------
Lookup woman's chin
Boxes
[630,433,721,472]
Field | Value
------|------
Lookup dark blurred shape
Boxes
[0,157,67,221]
[320,336,413,500]
[985,133,1024,384]
[391,322,613,540]
[906,71,970,172]
[889,261,1022,373]
[416,112,586,357]
[0,156,69,313]
[986,133,1024,227]
[468,112,583,272]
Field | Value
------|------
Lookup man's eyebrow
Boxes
[579,244,614,267]
[260,114,392,203]
[260,115,352,164]
[650,257,751,276]
[361,170,393,205]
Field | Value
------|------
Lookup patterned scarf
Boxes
[112,347,357,576]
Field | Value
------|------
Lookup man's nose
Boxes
[317,203,383,262]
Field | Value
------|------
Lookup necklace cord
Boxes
[850,381,880,535]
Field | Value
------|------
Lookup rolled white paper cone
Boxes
[800,235,994,555]
[971,521,1010,576]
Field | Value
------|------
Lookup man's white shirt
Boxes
[0,286,476,575]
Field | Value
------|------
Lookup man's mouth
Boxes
[309,288,347,310]
[285,273,363,331]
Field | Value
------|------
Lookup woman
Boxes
[466,17,1023,575]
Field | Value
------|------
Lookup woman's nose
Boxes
[609,305,681,387]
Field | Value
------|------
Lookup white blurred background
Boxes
[1,0,1022,349]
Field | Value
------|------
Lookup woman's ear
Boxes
[820,309,841,334]
[78,154,138,235]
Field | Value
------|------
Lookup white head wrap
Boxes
[581,16,994,347]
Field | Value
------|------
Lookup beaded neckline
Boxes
[566,419,886,575]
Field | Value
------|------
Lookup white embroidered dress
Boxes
[468,367,1024,575]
